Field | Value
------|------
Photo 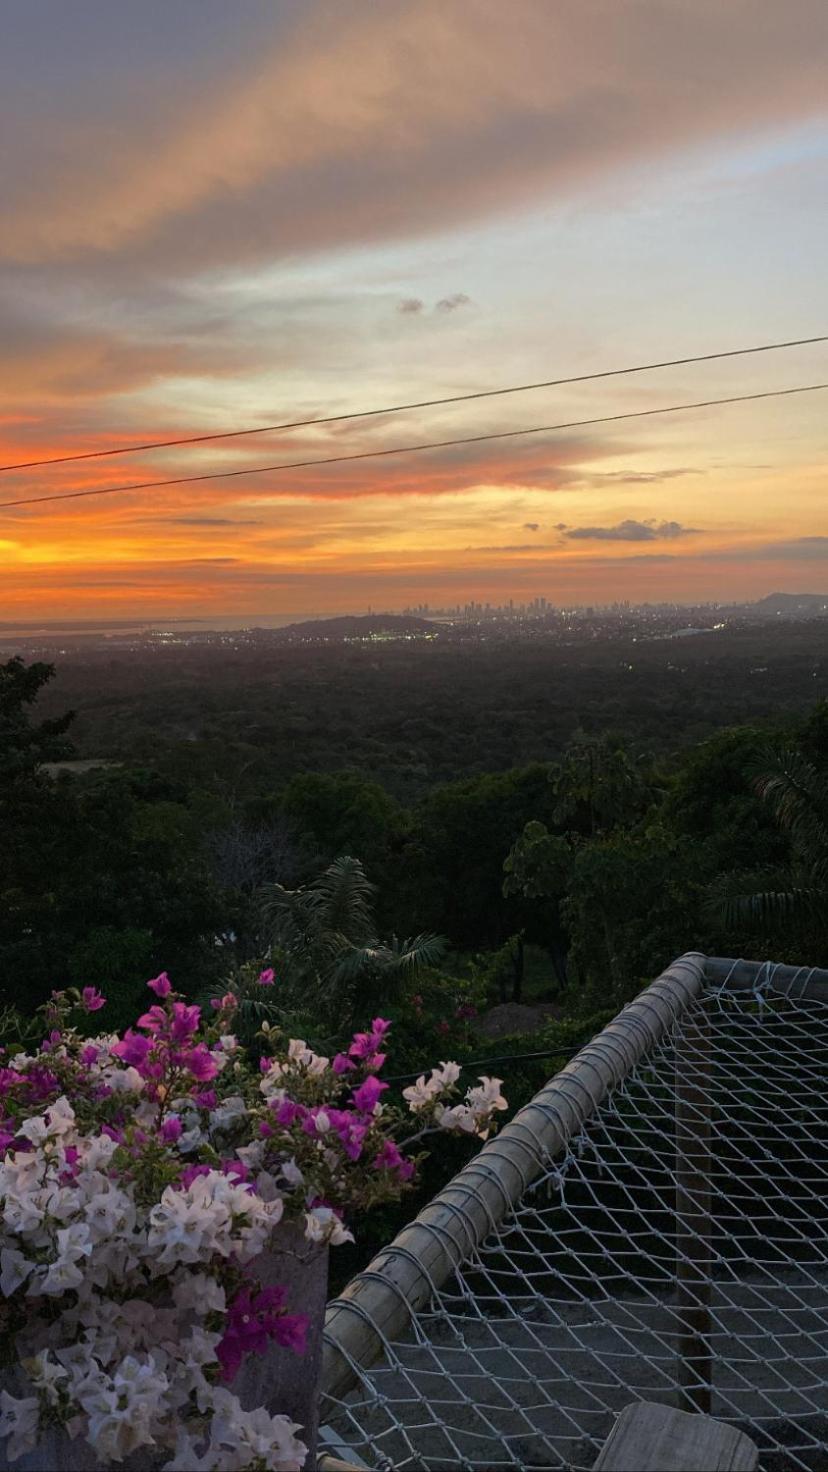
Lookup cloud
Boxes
[434,293,471,313]
[749,535,828,559]
[523,522,540,531]
[464,543,546,553]
[564,519,700,542]
[563,467,702,489]
[398,298,424,314]
[164,516,264,526]
[2,1,825,273]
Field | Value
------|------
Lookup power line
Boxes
[1,333,826,474]
[2,380,825,512]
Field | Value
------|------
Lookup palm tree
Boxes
[711,746,828,950]
[258,855,447,1023]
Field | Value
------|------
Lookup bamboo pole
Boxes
[674,1005,713,1415]
[321,952,708,1405]
[704,956,828,1003]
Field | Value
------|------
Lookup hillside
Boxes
[275,613,436,641]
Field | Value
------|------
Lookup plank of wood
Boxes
[592,1401,759,1471]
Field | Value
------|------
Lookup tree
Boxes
[551,734,657,838]
[258,855,447,1026]
[503,821,571,989]
[407,765,558,948]
[711,745,828,954]
[0,657,74,780]
[279,771,403,880]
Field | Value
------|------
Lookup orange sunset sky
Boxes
[0,0,826,621]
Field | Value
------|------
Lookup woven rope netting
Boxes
[321,967,828,1471]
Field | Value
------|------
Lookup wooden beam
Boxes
[593,1401,758,1471]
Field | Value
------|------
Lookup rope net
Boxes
[321,969,828,1471]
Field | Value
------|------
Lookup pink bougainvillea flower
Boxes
[169,1002,201,1042]
[351,1075,388,1115]
[112,1030,152,1068]
[210,992,237,1011]
[183,1044,219,1082]
[159,1115,183,1144]
[81,987,106,1013]
[216,1285,307,1382]
[137,1004,168,1034]
[257,968,275,986]
[372,1139,415,1180]
[147,972,172,998]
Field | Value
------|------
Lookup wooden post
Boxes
[675,1006,713,1416]
[593,1402,758,1471]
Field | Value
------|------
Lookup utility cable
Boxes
[1,332,826,473]
[2,379,825,512]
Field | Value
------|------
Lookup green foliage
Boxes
[0,657,75,780]
[67,926,156,1031]
[707,744,828,956]
[503,822,570,900]
[550,734,659,837]
[280,770,404,878]
[258,855,448,1029]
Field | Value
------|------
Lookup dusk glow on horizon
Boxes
[1,0,826,619]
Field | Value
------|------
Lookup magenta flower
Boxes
[372,1139,415,1181]
[348,1017,392,1060]
[112,1031,152,1068]
[170,1002,201,1042]
[160,1115,183,1145]
[273,1314,308,1354]
[137,1004,167,1034]
[80,1044,99,1066]
[81,987,106,1013]
[351,1075,388,1115]
[332,1053,356,1075]
[271,1097,305,1128]
[216,1284,306,1382]
[147,972,172,998]
[193,1089,217,1109]
[210,992,237,1011]
[183,1045,219,1082]
[257,968,275,986]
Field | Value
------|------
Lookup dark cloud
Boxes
[165,516,264,526]
[398,298,424,314]
[748,536,828,559]
[565,519,700,542]
[434,293,471,313]
[523,522,540,531]
[464,543,545,553]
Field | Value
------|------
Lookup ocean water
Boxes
[0,614,317,639]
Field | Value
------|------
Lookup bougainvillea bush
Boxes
[0,975,506,1470]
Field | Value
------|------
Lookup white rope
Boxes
[321,966,828,1470]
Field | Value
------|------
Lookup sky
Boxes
[0,0,826,620]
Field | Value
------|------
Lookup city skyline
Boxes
[1,1,826,619]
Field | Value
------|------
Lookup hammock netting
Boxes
[320,964,828,1471]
